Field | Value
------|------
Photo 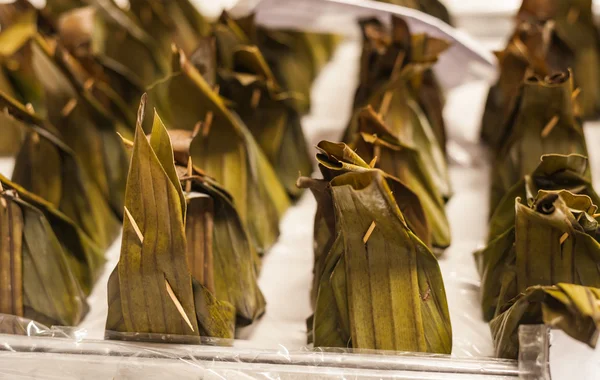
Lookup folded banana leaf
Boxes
[213,15,312,198]
[299,140,432,307]
[480,21,574,149]
[490,283,600,359]
[106,98,234,339]
[0,187,88,328]
[476,190,600,323]
[166,129,265,325]
[490,71,590,214]
[487,154,600,244]
[349,107,450,250]
[376,0,453,25]
[142,48,289,254]
[518,0,600,119]
[234,14,339,114]
[346,16,450,161]
[300,160,451,352]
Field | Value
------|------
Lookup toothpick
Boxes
[61,98,78,117]
[593,213,600,218]
[374,144,381,163]
[559,232,569,245]
[363,221,377,244]
[379,52,406,116]
[185,157,193,193]
[572,88,581,100]
[202,111,214,137]
[541,116,559,138]
[251,88,261,109]
[83,78,95,91]
[116,132,134,148]
[124,206,144,244]
[369,156,378,168]
[165,278,195,332]
[192,121,202,138]
[25,103,35,113]
[0,183,5,208]
[31,132,40,145]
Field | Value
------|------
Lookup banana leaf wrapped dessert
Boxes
[142,48,289,254]
[518,0,600,119]
[490,71,589,215]
[0,92,116,273]
[299,141,451,352]
[0,181,88,329]
[349,107,450,250]
[213,14,312,198]
[476,189,600,330]
[346,16,451,195]
[106,100,235,340]
[491,283,600,359]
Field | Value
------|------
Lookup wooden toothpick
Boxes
[165,278,195,332]
[363,221,377,244]
[541,116,559,138]
[186,157,193,193]
[124,206,144,244]
[251,88,262,109]
[61,98,78,117]
[369,156,378,168]
[559,232,569,245]
[202,112,214,137]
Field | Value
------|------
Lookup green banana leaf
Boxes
[106,97,234,339]
[490,71,590,214]
[0,190,89,327]
[476,190,600,322]
[346,16,450,160]
[481,21,574,149]
[143,48,289,254]
[349,107,451,250]
[235,14,340,114]
[490,283,600,359]
[214,15,312,198]
[299,140,432,307]
[377,0,453,25]
[518,0,600,119]
[302,166,451,352]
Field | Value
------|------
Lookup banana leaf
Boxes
[490,283,600,359]
[214,15,312,198]
[299,140,432,307]
[0,314,52,335]
[490,71,590,214]
[481,21,574,149]
[376,0,453,25]
[518,0,600,119]
[106,97,234,339]
[234,14,340,114]
[476,190,600,322]
[143,48,290,254]
[346,16,450,160]
[301,166,451,352]
[349,107,450,250]
[0,189,88,327]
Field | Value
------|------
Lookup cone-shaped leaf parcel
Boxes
[345,17,451,206]
[490,72,590,215]
[0,183,88,329]
[106,97,235,340]
[517,0,600,119]
[141,48,290,254]
[299,141,451,352]
[476,189,600,357]
[214,14,312,198]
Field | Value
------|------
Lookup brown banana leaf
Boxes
[0,187,89,327]
[235,14,340,114]
[302,168,451,352]
[349,107,451,250]
[106,97,234,339]
[518,0,600,119]
[377,0,453,25]
[490,71,590,214]
[476,190,600,322]
[346,17,450,159]
[490,283,600,359]
[299,140,432,307]
[487,154,600,243]
[480,21,574,149]
[0,314,52,335]
[0,90,121,251]
[143,48,289,254]
[214,16,312,198]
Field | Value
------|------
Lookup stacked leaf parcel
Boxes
[299,141,452,352]
[477,67,600,356]
[344,16,452,250]
[0,0,329,340]
[481,0,600,148]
